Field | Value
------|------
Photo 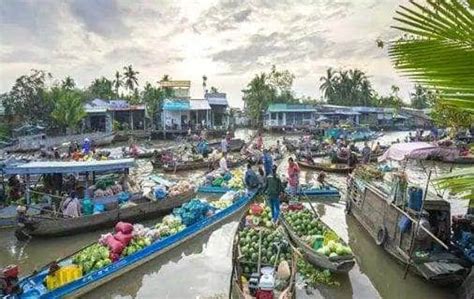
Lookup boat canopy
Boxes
[2,158,135,175]
[378,142,458,162]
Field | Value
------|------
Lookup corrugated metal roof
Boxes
[190,99,211,110]
[267,103,316,113]
[163,99,190,111]
[207,97,228,106]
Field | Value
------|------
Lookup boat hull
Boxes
[18,193,255,298]
[27,190,195,237]
[297,161,354,174]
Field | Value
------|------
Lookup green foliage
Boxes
[1,69,53,125]
[50,88,86,133]
[388,0,474,201]
[113,71,123,96]
[86,77,114,99]
[123,65,139,92]
[61,76,76,90]
[410,84,435,109]
[388,0,474,112]
[141,82,165,124]
[429,100,473,131]
[242,65,298,126]
[319,68,375,106]
[373,85,404,109]
[297,259,340,287]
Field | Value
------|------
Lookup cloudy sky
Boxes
[0,0,413,107]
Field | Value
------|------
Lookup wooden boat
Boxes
[297,160,354,174]
[0,203,48,229]
[22,189,195,237]
[3,132,115,153]
[280,211,355,273]
[15,192,256,298]
[208,138,246,152]
[230,204,297,299]
[286,186,341,201]
[162,158,244,172]
[346,176,469,285]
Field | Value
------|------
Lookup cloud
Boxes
[68,0,130,38]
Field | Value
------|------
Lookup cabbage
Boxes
[329,252,338,258]
[335,244,345,255]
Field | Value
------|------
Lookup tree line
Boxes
[0,66,175,134]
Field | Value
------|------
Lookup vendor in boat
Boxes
[262,148,273,176]
[347,151,358,168]
[256,132,263,150]
[287,157,300,195]
[317,171,327,187]
[61,192,81,218]
[361,142,371,164]
[82,138,91,155]
[264,165,284,224]
[219,152,229,173]
[221,136,228,154]
[244,163,260,194]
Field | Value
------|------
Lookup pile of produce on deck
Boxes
[237,204,293,294]
[89,176,125,198]
[283,209,352,258]
[204,168,245,190]
[245,203,274,228]
[44,192,239,291]
[167,181,195,197]
[352,165,384,181]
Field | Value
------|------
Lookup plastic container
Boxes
[398,215,412,233]
[45,265,82,290]
[93,203,105,214]
[82,197,94,215]
[408,187,423,211]
[312,235,324,250]
[118,192,129,204]
[261,267,275,276]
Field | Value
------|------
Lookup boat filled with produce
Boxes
[231,202,296,299]
[15,191,254,298]
[281,204,355,273]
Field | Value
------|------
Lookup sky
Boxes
[0,0,414,108]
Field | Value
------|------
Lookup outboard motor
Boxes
[0,265,21,296]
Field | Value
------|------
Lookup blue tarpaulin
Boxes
[163,100,190,111]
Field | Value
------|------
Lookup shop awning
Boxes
[163,99,190,111]
[190,99,211,110]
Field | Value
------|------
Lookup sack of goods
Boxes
[173,199,212,226]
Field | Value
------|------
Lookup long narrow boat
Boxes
[230,203,297,299]
[14,192,256,298]
[23,190,195,237]
[286,186,341,201]
[297,160,354,174]
[162,158,245,172]
[280,208,355,273]
[208,138,246,152]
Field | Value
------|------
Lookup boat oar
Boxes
[302,192,320,220]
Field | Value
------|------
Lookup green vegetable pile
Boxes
[238,227,291,278]
[316,240,352,257]
[297,259,340,287]
[154,215,186,238]
[122,236,152,257]
[72,244,111,274]
[284,210,324,237]
[246,204,273,228]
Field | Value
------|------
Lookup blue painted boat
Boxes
[286,186,340,201]
[197,185,232,194]
[12,192,255,298]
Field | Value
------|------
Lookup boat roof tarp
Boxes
[2,158,135,175]
[378,142,458,162]
[163,99,190,111]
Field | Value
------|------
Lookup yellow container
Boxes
[45,265,83,290]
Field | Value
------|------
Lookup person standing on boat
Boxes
[362,142,371,164]
[262,149,273,176]
[61,192,81,218]
[287,157,300,195]
[82,138,91,155]
[264,165,284,224]
[256,132,263,150]
[221,136,228,154]
[219,152,229,173]
[244,163,260,194]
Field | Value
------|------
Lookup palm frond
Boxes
[435,168,474,200]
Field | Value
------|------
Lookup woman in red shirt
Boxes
[287,157,300,195]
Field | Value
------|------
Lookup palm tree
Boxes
[161,74,170,82]
[61,76,75,90]
[202,75,207,93]
[319,68,336,102]
[51,89,86,133]
[113,71,123,96]
[388,0,474,200]
[122,65,139,92]
[360,79,373,106]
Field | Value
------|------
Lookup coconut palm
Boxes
[61,76,75,90]
[113,71,123,96]
[388,0,474,200]
[202,75,207,93]
[122,65,139,92]
[319,68,337,102]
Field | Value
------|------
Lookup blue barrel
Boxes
[82,197,94,215]
[408,187,423,211]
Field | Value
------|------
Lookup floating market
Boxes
[1,1,473,299]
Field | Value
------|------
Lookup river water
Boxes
[0,130,470,299]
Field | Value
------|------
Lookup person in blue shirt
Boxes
[244,163,260,194]
[262,148,273,176]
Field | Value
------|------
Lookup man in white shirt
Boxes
[221,137,228,154]
[219,152,229,173]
